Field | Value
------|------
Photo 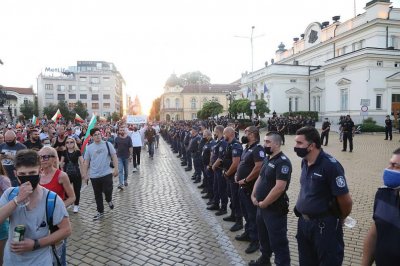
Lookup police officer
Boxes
[221,127,243,232]
[235,126,265,254]
[277,119,286,145]
[188,126,202,182]
[340,115,355,152]
[384,115,393,141]
[362,148,400,265]
[200,130,215,200]
[320,118,331,146]
[183,125,192,171]
[207,125,228,215]
[249,132,291,266]
[294,126,353,266]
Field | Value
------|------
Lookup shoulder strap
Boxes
[46,190,57,231]
[105,141,111,158]
[7,187,18,201]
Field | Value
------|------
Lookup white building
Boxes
[37,61,126,118]
[240,0,400,124]
[1,87,35,121]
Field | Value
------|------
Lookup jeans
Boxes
[69,173,82,205]
[148,142,154,157]
[90,174,113,213]
[118,157,129,185]
[132,146,141,168]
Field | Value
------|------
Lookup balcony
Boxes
[162,107,183,112]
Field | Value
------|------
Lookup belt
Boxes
[300,212,332,221]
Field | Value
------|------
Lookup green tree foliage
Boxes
[252,99,270,118]
[42,104,58,119]
[149,97,161,121]
[165,74,183,87]
[57,100,73,121]
[199,101,223,119]
[111,112,120,122]
[180,71,210,85]
[19,101,35,120]
[73,101,89,120]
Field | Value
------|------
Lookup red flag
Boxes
[80,135,91,154]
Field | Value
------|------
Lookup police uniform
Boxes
[341,118,355,152]
[295,150,349,266]
[189,132,202,180]
[222,139,243,223]
[184,130,192,169]
[384,117,393,140]
[208,137,228,211]
[236,142,265,243]
[372,187,400,265]
[254,152,291,265]
[321,120,331,146]
[277,120,286,145]
[202,138,216,199]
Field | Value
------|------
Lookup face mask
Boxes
[382,169,400,188]
[294,146,310,158]
[241,136,249,144]
[6,140,16,146]
[43,144,51,147]
[214,135,218,140]
[264,146,273,155]
[224,136,229,142]
[133,129,137,132]
[18,175,40,190]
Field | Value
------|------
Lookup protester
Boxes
[0,164,10,265]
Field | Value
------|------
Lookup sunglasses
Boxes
[40,155,56,161]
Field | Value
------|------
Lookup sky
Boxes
[0,0,396,114]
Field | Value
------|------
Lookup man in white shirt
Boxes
[128,125,143,172]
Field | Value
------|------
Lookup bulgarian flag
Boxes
[80,114,97,153]
[51,109,62,123]
[75,113,84,123]
[32,115,39,126]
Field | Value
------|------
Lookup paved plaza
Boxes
[67,131,399,266]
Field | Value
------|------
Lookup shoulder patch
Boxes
[329,157,337,163]
[233,149,237,155]
[281,165,290,174]
[281,155,287,160]
[219,146,223,152]
[336,176,346,188]
[259,150,265,158]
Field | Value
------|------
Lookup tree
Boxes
[200,101,223,118]
[73,101,89,120]
[111,112,120,122]
[180,71,211,85]
[245,99,270,118]
[19,101,35,120]
[149,97,161,121]
[43,104,58,119]
[165,73,184,87]
[57,100,73,122]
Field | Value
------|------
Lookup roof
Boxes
[181,84,240,94]
[3,87,35,95]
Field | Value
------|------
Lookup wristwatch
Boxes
[33,239,41,251]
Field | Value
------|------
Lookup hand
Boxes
[16,182,33,203]
[251,195,258,206]
[113,169,118,177]
[10,238,34,254]
[238,179,246,186]
[258,200,268,209]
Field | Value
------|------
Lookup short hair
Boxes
[246,126,260,141]
[214,125,224,134]
[296,126,321,149]
[203,129,212,137]
[90,128,101,136]
[15,150,40,169]
[393,148,400,155]
[266,132,282,146]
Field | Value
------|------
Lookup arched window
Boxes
[166,98,170,108]
[175,98,180,109]
[191,98,197,109]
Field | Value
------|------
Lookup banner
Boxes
[126,115,147,124]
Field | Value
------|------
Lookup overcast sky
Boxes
[0,0,395,113]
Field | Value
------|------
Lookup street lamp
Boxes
[226,91,236,119]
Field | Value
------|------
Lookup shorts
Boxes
[0,220,9,240]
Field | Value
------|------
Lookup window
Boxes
[191,98,197,109]
[352,43,356,52]
[79,76,87,82]
[377,61,383,67]
[317,96,321,112]
[23,98,28,104]
[91,77,100,84]
[288,97,292,112]
[290,79,297,83]
[393,94,400,102]
[103,77,110,81]
[192,113,197,119]
[57,85,65,91]
[360,40,364,49]
[376,94,382,109]
[103,103,111,109]
[69,94,76,99]
[68,85,76,91]
[166,98,170,108]
[313,96,316,111]
[92,94,99,100]
[79,86,87,91]
[57,94,65,101]
[175,98,180,108]
[295,97,299,111]
[92,103,99,109]
[91,87,99,92]
[340,89,349,111]
[68,103,76,109]
[45,84,53,90]
[395,62,400,68]
[103,94,110,100]
[45,93,54,99]
[343,46,347,54]
[80,94,87,100]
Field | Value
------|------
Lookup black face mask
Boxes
[264,146,273,155]
[133,128,137,132]
[18,175,40,190]
[241,136,249,144]
[6,140,16,147]
[224,136,229,142]
[214,135,218,140]
[294,147,310,158]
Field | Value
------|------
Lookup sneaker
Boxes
[132,168,137,172]
[108,201,114,210]
[117,185,124,190]
[93,212,104,221]
[73,205,79,213]
[124,181,128,187]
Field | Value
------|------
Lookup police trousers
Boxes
[296,216,344,266]
[227,179,242,221]
[213,169,227,208]
[257,208,290,266]
[239,187,258,241]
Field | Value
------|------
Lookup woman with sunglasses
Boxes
[38,146,75,266]
[60,138,84,213]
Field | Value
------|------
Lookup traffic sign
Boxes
[360,105,368,116]
[250,101,256,106]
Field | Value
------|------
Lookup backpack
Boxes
[8,187,58,233]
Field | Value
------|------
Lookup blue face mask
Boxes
[382,169,400,188]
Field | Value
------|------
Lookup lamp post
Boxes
[226,91,236,119]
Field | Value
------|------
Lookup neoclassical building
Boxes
[2,87,35,121]
[160,83,240,121]
[239,0,400,124]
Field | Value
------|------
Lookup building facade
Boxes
[37,61,126,118]
[160,84,240,121]
[1,87,35,121]
[239,0,400,124]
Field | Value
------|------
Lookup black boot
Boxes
[235,232,250,242]
[248,255,271,266]
[230,222,243,232]
[245,240,259,254]
[215,207,227,216]
[206,204,219,211]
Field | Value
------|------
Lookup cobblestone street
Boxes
[67,132,399,266]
